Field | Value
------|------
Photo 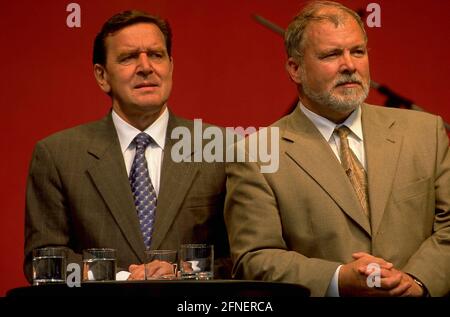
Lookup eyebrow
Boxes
[117,47,167,58]
[318,44,367,56]
[121,46,166,53]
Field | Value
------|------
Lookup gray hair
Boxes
[284,1,367,62]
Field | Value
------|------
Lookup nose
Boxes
[339,51,356,73]
[137,53,153,76]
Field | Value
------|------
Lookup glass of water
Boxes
[179,244,214,280]
[145,249,178,280]
[32,247,67,285]
[82,248,116,281]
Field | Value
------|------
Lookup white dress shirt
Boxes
[111,107,169,280]
[112,108,169,194]
[300,103,366,168]
[300,103,366,297]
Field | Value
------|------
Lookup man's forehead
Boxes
[105,23,166,49]
[307,13,354,31]
[108,23,164,41]
[304,16,365,48]
[314,7,348,18]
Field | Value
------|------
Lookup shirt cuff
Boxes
[116,271,131,281]
[326,265,342,297]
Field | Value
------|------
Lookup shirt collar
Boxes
[112,107,169,153]
[299,102,363,142]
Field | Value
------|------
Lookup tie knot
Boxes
[336,125,351,139]
[133,132,153,150]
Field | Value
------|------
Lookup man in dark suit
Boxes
[225,1,450,296]
[24,10,230,281]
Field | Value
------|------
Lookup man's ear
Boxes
[93,64,111,94]
[286,57,303,84]
[169,56,174,75]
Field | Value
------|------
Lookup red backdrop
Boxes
[1,0,449,295]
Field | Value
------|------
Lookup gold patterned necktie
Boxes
[336,126,370,219]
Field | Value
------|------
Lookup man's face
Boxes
[96,23,173,118]
[290,16,370,121]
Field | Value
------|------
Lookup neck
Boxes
[112,105,166,131]
[299,97,354,124]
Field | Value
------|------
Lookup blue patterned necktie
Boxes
[129,132,157,248]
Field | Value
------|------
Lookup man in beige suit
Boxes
[225,1,450,296]
[24,10,230,282]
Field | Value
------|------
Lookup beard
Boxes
[301,71,370,114]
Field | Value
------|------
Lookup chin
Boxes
[137,104,166,113]
[133,96,166,108]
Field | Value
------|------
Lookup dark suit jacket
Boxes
[24,111,231,282]
[225,104,450,296]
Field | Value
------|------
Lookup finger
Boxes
[357,265,367,274]
[357,264,378,275]
[363,268,401,291]
[362,270,400,294]
[383,262,394,270]
[129,266,145,280]
[352,253,393,269]
[360,267,396,278]
[358,263,394,278]
[129,264,139,272]
[379,271,402,290]
[129,269,145,280]
[352,252,371,259]
[152,268,167,278]
[145,260,162,277]
[369,259,393,269]
[352,252,390,263]
[146,266,158,277]
[389,280,412,297]
[147,261,175,278]
[379,268,398,278]
[153,262,175,277]
[181,261,194,272]
[129,271,144,280]
[400,289,412,297]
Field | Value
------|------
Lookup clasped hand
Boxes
[127,260,175,280]
[338,252,424,297]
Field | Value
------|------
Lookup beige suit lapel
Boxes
[150,114,200,250]
[86,114,147,262]
[283,107,371,236]
[362,104,402,237]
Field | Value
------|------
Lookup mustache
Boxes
[334,74,363,87]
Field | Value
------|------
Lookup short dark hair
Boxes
[93,10,172,66]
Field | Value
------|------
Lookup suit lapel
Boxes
[283,107,371,236]
[150,114,200,250]
[362,105,402,236]
[86,114,146,262]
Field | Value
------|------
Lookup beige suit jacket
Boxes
[225,104,450,296]
[24,111,231,282]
